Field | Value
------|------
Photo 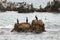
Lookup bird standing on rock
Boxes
[35,15,38,20]
[26,17,28,24]
[17,18,19,24]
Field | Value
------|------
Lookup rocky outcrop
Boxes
[44,0,60,12]
[11,23,31,32]
[11,16,45,33]
[30,19,45,33]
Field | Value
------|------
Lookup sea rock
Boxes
[11,23,31,32]
[11,17,45,33]
[30,19,45,33]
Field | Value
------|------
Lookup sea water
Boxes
[0,11,60,40]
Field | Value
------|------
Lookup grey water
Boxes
[0,11,60,40]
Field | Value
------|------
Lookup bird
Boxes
[17,18,19,24]
[26,17,28,23]
[35,15,38,20]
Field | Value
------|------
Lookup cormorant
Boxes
[17,18,19,24]
[26,17,28,23]
[35,15,38,20]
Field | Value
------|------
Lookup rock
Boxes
[31,19,45,33]
[11,23,31,32]
[11,17,45,33]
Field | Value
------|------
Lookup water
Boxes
[0,11,60,40]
